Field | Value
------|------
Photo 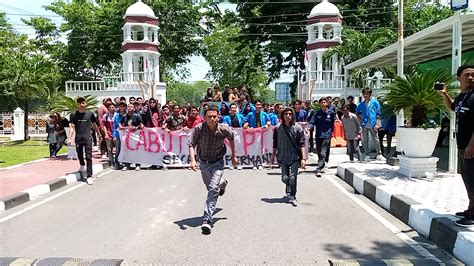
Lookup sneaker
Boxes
[79,165,85,172]
[291,197,298,206]
[135,166,141,171]
[86,177,93,185]
[376,155,386,161]
[257,165,263,170]
[163,165,168,171]
[315,169,322,177]
[237,165,242,170]
[219,178,228,196]
[288,196,297,204]
[455,217,474,227]
[201,221,212,235]
[252,166,257,170]
[122,166,128,171]
[229,165,234,170]
[455,210,471,217]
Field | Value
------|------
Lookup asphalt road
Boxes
[0,162,461,264]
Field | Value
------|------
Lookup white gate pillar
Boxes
[12,107,25,141]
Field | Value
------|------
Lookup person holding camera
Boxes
[439,65,474,227]
[271,107,306,205]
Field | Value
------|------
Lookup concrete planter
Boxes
[398,127,440,158]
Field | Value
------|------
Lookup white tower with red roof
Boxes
[121,0,166,105]
[304,0,344,99]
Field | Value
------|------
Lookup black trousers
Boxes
[316,138,331,171]
[378,129,394,156]
[309,128,314,152]
[76,142,93,177]
[459,148,474,215]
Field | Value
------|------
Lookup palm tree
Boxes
[325,28,396,88]
[52,95,99,118]
[383,69,454,128]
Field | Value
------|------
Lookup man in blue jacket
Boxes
[223,103,247,128]
[268,103,282,126]
[246,100,271,128]
[294,100,307,122]
[356,87,383,160]
[307,97,335,176]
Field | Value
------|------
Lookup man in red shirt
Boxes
[183,106,204,130]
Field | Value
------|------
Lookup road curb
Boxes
[337,164,474,265]
[0,162,110,213]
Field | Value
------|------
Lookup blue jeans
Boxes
[280,160,299,197]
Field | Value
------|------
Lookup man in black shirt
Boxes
[347,96,357,114]
[68,96,99,185]
[119,103,144,171]
[441,65,474,227]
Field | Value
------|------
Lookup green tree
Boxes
[46,0,204,82]
[402,0,454,36]
[166,80,212,106]
[202,11,271,99]
[337,0,395,32]
[325,28,396,88]
[0,53,56,140]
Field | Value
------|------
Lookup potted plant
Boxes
[383,69,454,158]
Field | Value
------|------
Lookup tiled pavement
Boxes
[321,153,474,265]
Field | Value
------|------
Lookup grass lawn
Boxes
[0,140,68,168]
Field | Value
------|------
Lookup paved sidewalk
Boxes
[0,151,109,212]
[320,153,474,265]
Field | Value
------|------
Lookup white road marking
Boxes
[0,169,113,224]
[325,175,444,264]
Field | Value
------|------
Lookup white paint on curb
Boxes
[408,205,437,238]
[21,184,51,200]
[375,185,393,211]
[0,201,5,212]
[65,173,80,184]
[453,231,474,265]
[352,173,367,194]
[92,164,104,175]
[336,165,345,179]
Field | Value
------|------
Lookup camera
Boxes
[434,82,445,91]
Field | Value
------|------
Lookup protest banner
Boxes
[118,126,276,167]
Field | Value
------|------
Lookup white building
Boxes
[66,0,167,105]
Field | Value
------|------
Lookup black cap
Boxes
[76,96,86,103]
[118,101,127,107]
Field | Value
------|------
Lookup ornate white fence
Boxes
[0,112,14,135]
[0,109,48,140]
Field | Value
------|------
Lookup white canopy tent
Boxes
[344,13,474,173]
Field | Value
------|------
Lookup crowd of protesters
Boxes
[47,84,397,175]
